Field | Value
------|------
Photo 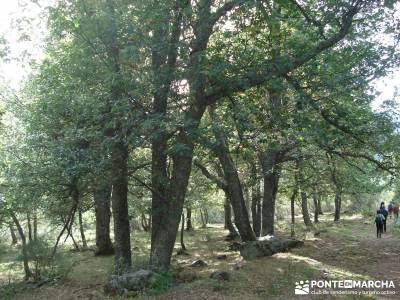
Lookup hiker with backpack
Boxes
[375,210,385,238]
[388,201,394,218]
[379,202,389,232]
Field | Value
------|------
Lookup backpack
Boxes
[381,208,388,218]
[376,214,383,225]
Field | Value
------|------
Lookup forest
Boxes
[0,0,400,299]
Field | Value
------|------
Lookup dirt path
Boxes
[359,219,400,281]
[8,216,400,300]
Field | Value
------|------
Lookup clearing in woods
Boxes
[2,214,399,300]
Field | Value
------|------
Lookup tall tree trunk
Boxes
[27,213,33,243]
[209,107,255,241]
[150,153,193,270]
[10,211,32,279]
[244,185,251,217]
[111,142,132,270]
[301,191,313,228]
[9,223,18,245]
[297,160,313,228]
[334,187,342,222]
[200,209,207,228]
[290,186,297,238]
[318,197,323,214]
[251,173,261,237]
[78,207,88,249]
[149,0,187,272]
[224,194,239,238]
[33,211,38,241]
[180,213,186,251]
[186,207,193,231]
[313,187,319,223]
[104,0,131,270]
[259,151,281,236]
[94,181,114,256]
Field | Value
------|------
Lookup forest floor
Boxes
[1,214,400,300]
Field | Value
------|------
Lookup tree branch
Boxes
[193,160,227,190]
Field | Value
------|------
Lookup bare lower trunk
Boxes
[318,197,323,214]
[27,213,33,243]
[33,212,38,241]
[111,142,132,270]
[9,224,18,245]
[224,194,239,238]
[200,209,207,228]
[334,188,342,222]
[290,187,297,237]
[313,188,319,223]
[94,182,114,256]
[251,176,261,237]
[210,107,255,241]
[180,213,186,251]
[301,191,313,228]
[259,151,281,236]
[78,208,88,249]
[141,213,151,231]
[186,207,193,231]
[10,211,32,280]
[150,135,194,270]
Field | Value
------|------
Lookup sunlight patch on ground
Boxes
[275,252,371,280]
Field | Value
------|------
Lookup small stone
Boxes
[210,270,230,281]
[189,259,208,267]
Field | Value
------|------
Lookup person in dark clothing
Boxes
[379,202,389,233]
[375,210,385,238]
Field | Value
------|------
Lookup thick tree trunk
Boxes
[301,191,313,228]
[10,211,32,279]
[111,143,132,270]
[149,2,187,271]
[94,182,114,256]
[259,151,281,236]
[251,176,261,237]
[186,207,193,231]
[9,224,18,245]
[78,207,88,249]
[334,188,342,222]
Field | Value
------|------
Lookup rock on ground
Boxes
[104,269,160,294]
[240,237,304,259]
[210,270,230,281]
[189,259,208,267]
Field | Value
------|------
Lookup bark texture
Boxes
[94,181,114,256]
